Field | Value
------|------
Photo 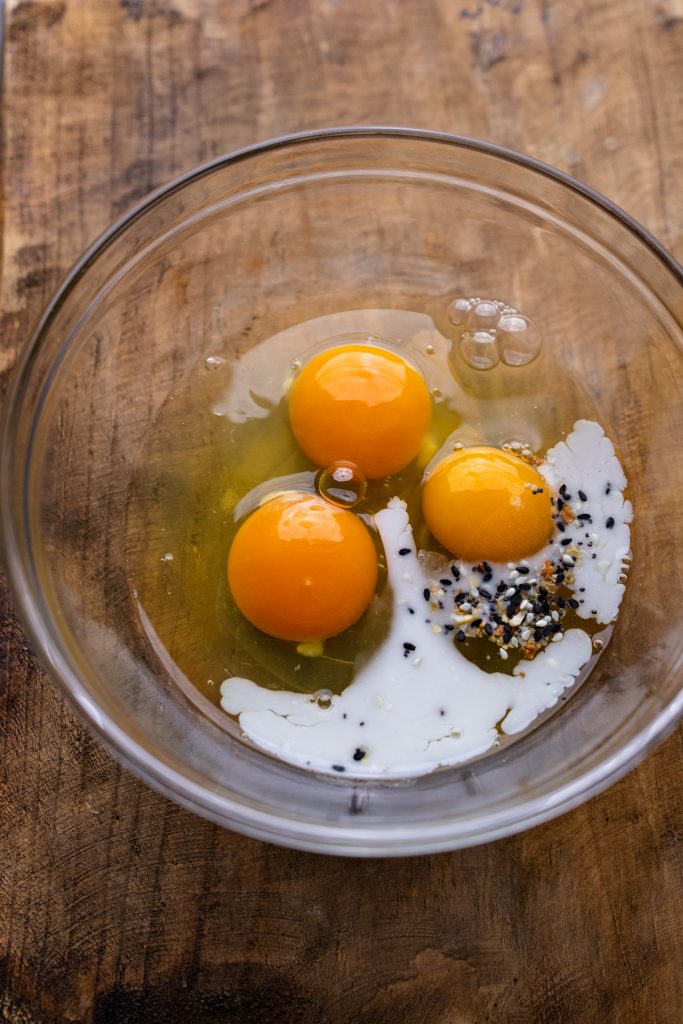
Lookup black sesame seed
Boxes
[532,487,544,495]
[534,629,543,642]
[568,598,579,608]
[557,498,564,511]
[451,566,461,580]
[423,588,430,601]
[578,489,587,502]
[440,578,452,587]
[408,607,415,614]
[592,554,597,559]
[506,602,518,617]
[539,585,548,596]
[479,588,492,599]
[403,642,416,651]
[580,587,585,592]
[471,618,482,629]
[555,572,565,583]
[482,572,493,583]
[439,708,446,716]
[484,623,494,636]
[503,627,513,643]
[577,513,591,521]
[543,625,553,637]
[398,547,411,556]
[605,484,611,495]
[456,630,466,642]
[353,748,365,762]
[483,561,492,573]
[560,484,567,495]
[332,765,346,772]
[560,537,573,546]
[551,622,562,633]
[342,713,347,719]
[359,721,365,726]
[532,601,541,614]
[516,566,530,575]
[557,597,566,608]
[519,582,531,591]
[557,520,566,533]
[606,517,615,529]
[443,624,454,632]
[591,609,598,615]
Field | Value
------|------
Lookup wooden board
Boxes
[1,1,681,1021]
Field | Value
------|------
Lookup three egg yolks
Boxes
[229,346,555,642]
[422,446,553,563]
[288,344,432,479]
[228,493,378,643]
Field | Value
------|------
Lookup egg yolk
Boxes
[422,447,553,563]
[228,492,378,642]
[288,344,432,479]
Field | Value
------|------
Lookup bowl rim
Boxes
[2,126,682,856]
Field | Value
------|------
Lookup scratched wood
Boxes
[1,1,682,1022]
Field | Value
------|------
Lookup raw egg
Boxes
[422,446,553,562]
[288,344,432,479]
[228,492,378,642]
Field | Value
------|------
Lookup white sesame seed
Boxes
[525,612,535,624]
[509,612,525,626]
[551,610,560,622]
[499,648,509,660]
[527,578,537,586]
[536,617,549,628]
[412,656,423,666]
[459,602,472,612]
[504,587,516,598]
[551,632,564,643]
[432,624,443,634]
[520,599,531,611]
[520,628,531,641]
[508,570,519,581]
[562,554,575,566]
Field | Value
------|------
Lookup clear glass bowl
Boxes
[2,128,682,856]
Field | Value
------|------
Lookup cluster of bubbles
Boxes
[447,297,543,371]
[501,438,536,463]
[316,460,367,509]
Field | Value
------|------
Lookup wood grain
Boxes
[1,1,682,1022]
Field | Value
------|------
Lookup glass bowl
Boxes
[2,128,682,856]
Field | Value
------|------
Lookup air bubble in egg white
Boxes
[204,356,224,370]
[467,299,500,331]
[161,552,174,563]
[497,314,543,367]
[447,297,472,326]
[311,689,334,710]
[317,461,367,508]
[290,358,302,372]
[460,330,500,370]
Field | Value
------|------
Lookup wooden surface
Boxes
[1,1,682,1021]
